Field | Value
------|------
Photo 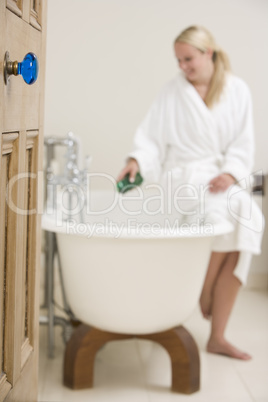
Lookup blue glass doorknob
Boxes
[18,52,39,84]
[4,51,39,85]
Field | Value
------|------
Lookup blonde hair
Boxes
[174,26,231,108]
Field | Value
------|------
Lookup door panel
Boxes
[0,0,46,400]
[6,1,23,18]
[30,0,42,30]
[21,131,39,370]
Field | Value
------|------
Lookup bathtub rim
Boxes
[41,212,233,239]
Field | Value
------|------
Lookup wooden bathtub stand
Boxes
[63,324,200,394]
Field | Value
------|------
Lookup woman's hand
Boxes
[117,158,140,183]
[209,173,236,193]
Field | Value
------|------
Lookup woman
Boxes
[117,26,263,360]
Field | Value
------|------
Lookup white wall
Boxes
[44,0,268,288]
[44,0,268,179]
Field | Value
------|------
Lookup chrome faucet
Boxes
[44,131,91,220]
[42,131,91,357]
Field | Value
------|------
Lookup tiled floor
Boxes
[38,289,268,401]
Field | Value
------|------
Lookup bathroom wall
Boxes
[45,0,268,176]
[44,0,268,289]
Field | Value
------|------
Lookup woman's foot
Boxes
[207,337,252,360]
[199,288,212,319]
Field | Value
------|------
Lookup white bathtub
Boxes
[42,189,232,335]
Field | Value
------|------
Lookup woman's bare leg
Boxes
[207,251,251,360]
[199,252,227,319]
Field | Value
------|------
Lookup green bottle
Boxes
[117,172,143,193]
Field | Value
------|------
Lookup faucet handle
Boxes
[67,131,75,139]
[84,155,92,171]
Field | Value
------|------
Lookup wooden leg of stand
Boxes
[64,324,200,394]
[139,325,200,394]
[64,324,132,389]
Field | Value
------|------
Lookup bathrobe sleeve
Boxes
[128,89,169,182]
[221,79,255,181]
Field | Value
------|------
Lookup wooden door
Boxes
[0,1,46,401]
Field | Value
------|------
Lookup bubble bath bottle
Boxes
[117,172,143,193]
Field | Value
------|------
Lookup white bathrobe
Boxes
[129,72,264,284]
